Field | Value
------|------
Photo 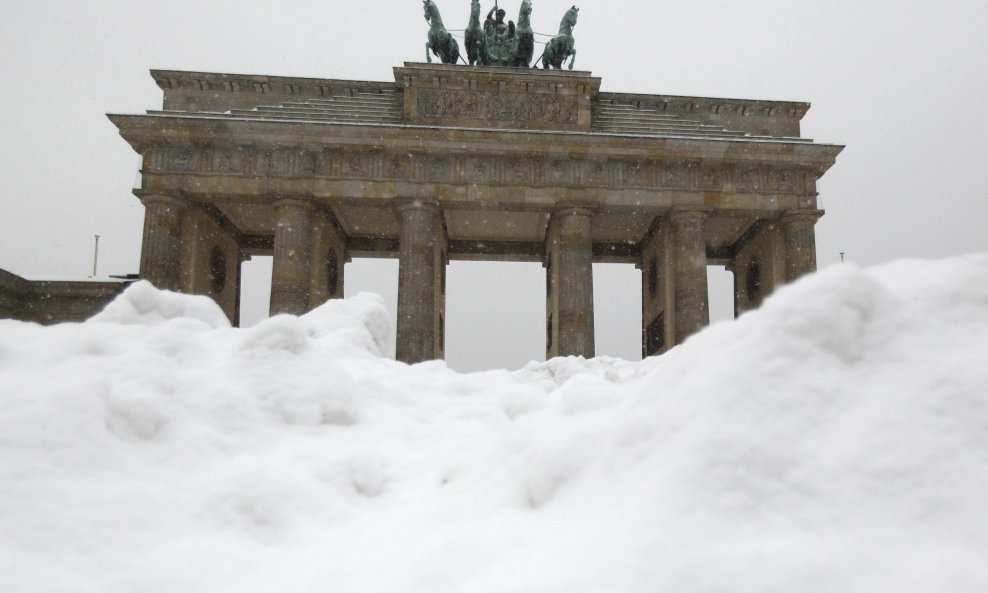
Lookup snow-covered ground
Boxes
[2,255,987,593]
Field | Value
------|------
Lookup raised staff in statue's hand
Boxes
[485,0,512,39]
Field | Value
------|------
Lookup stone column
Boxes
[670,209,709,344]
[640,219,675,357]
[177,205,243,324]
[732,221,787,317]
[780,210,821,282]
[308,209,348,310]
[396,202,446,364]
[139,194,188,291]
[270,199,315,316]
[546,206,595,358]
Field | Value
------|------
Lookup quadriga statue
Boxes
[424,1,577,69]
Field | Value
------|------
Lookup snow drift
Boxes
[1,255,987,593]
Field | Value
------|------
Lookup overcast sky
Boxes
[1,0,986,370]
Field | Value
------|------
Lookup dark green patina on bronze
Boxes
[425,0,577,69]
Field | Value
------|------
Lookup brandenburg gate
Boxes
[109,64,842,363]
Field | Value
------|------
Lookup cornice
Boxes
[107,112,843,171]
[150,69,399,94]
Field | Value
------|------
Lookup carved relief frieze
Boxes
[342,152,366,176]
[417,89,579,125]
[212,146,242,174]
[737,166,764,192]
[697,167,721,190]
[298,151,321,176]
[425,156,451,181]
[257,148,289,175]
[586,160,610,186]
[505,158,532,184]
[546,158,571,185]
[171,136,809,198]
[386,153,411,178]
[166,144,198,172]
[469,158,489,183]
[660,162,688,188]
[772,168,799,193]
[622,161,648,187]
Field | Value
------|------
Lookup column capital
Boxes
[669,208,709,225]
[553,203,597,218]
[139,193,188,211]
[273,197,316,212]
[397,199,441,214]
[779,209,824,225]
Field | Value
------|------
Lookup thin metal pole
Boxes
[92,235,101,278]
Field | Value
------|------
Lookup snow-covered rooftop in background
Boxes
[2,255,987,592]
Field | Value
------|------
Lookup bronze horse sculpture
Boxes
[465,0,487,65]
[424,0,461,64]
[510,0,534,67]
[542,5,578,70]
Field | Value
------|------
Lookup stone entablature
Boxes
[143,139,826,196]
[112,65,843,363]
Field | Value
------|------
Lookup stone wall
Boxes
[0,269,30,320]
[0,268,127,324]
[153,70,397,113]
[148,68,810,139]
[596,92,808,138]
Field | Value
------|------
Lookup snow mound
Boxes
[89,280,231,328]
[2,255,987,593]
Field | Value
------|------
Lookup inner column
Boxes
[307,208,347,310]
[670,209,710,344]
[546,206,595,358]
[270,198,314,316]
[396,201,447,364]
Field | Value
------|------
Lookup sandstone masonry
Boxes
[108,64,843,362]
